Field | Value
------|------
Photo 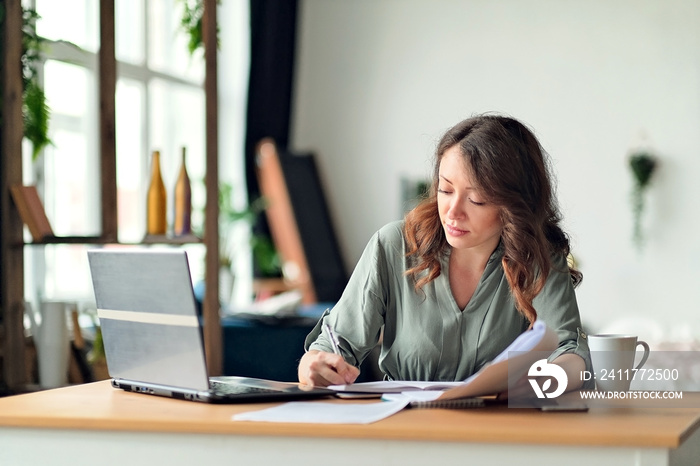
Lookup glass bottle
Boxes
[173,146,192,236]
[146,150,167,236]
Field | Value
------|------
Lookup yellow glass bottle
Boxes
[173,147,192,236]
[146,150,167,236]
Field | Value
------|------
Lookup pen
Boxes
[324,323,342,356]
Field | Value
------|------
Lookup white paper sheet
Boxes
[232,399,410,424]
[329,321,555,398]
[491,320,548,363]
[437,320,557,400]
[381,391,445,402]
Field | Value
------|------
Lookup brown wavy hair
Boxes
[404,114,582,324]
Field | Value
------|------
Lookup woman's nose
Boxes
[447,197,465,219]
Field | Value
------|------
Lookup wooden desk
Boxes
[0,381,699,466]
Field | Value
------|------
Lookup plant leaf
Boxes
[23,80,52,160]
[629,152,657,188]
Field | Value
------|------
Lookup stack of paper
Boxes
[233,321,558,423]
[329,320,557,400]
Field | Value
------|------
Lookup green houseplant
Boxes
[0,5,52,160]
[217,182,280,277]
[629,151,658,251]
[204,183,280,304]
[20,7,52,160]
[178,0,220,56]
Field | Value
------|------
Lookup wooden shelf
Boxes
[18,236,107,246]
[140,234,204,245]
[17,235,204,247]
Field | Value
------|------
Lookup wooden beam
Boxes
[203,0,222,376]
[98,0,117,242]
[1,0,28,390]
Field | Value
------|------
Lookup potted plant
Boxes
[629,150,658,251]
[199,182,280,304]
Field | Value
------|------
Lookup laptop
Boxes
[87,248,335,403]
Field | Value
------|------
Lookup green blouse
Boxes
[305,220,591,381]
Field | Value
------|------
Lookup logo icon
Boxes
[528,359,568,399]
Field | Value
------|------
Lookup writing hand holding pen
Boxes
[324,323,343,356]
[297,323,360,387]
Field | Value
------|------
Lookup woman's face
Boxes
[437,146,503,254]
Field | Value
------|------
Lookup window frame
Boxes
[28,0,208,303]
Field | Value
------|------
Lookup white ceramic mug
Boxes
[588,334,650,392]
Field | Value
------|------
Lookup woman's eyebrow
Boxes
[440,174,477,191]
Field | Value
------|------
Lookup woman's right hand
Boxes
[298,350,360,387]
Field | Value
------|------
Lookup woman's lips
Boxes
[445,223,468,237]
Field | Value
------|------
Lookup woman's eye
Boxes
[437,188,451,194]
[469,198,486,206]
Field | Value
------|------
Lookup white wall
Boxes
[290,0,700,342]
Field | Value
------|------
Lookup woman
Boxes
[298,114,591,391]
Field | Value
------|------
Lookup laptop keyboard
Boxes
[210,381,281,395]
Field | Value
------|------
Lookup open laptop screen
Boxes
[88,249,210,391]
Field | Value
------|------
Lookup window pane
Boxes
[150,78,206,234]
[44,60,87,117]
[43,60,100,237]
[27,0,234,307]
[116,78,146,243]
[34,0,99,52]
[44,244,93,301]
[116,0,145,64]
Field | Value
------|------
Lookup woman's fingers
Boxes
[298,351,360,386]
[334,358,360,384]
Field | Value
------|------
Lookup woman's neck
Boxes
[447,239,501,310]
[449,238,500,274]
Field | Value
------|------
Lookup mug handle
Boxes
[634,340,650,370]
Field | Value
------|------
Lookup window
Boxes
[22,0,246,306]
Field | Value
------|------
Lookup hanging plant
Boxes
[2,6,48,157]
[628,151,658,250]
[177,0,220,56]
[19,7,52,160]
[0,5,53,160]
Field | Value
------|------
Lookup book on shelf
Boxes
[9,185,54,241]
